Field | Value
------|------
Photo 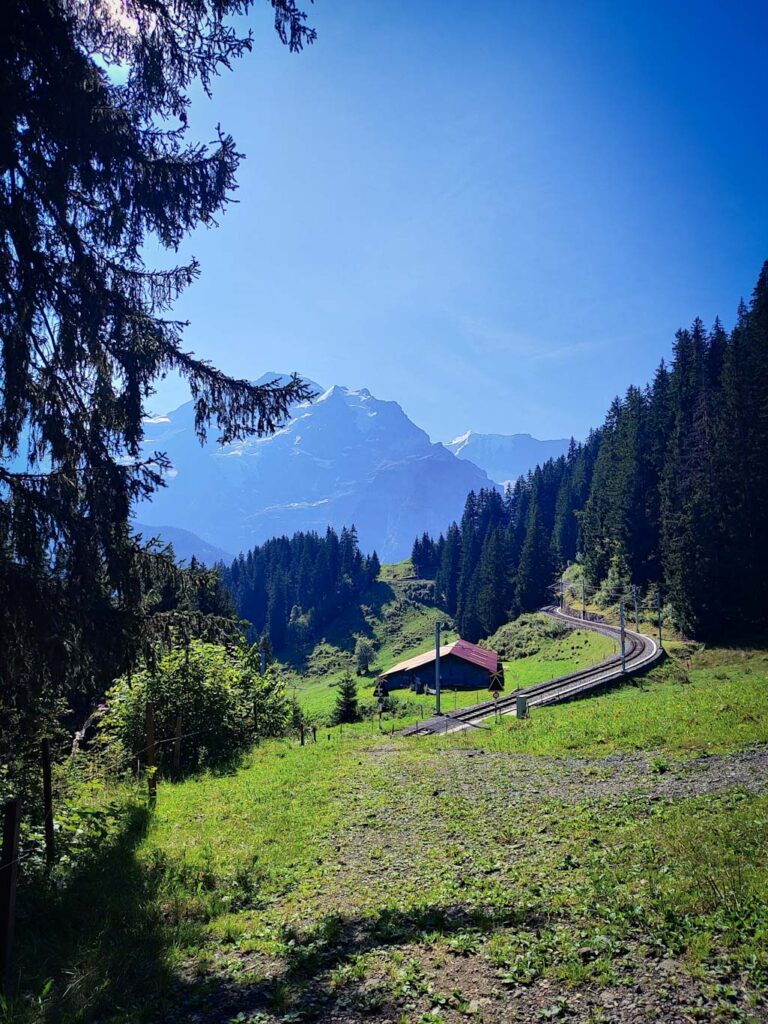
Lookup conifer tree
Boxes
[436,523,462,615]
[515,498,552,611]
[475,527,509,636]
[660,322,722,635]
[331,671,360,725]
[1,0,315,755]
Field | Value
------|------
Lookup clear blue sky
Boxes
[150,0,768,442]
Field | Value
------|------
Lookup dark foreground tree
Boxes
[0,0,315,775]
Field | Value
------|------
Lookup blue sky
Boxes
[150,0,768,442]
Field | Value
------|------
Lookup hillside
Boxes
[283,565,617,724]
[12,640,768,1023]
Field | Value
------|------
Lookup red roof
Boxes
[379,638,499,679]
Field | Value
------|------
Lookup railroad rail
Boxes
[402,606,663,736]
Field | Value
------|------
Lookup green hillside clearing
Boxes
[283,566,617,724]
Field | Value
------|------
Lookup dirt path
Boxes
[410,744,768,804]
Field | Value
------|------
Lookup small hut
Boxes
[377,638,502,694]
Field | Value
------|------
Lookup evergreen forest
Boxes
[221,526,381,653]
[412,264,768,642]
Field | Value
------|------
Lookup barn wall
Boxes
[384,654,492,692]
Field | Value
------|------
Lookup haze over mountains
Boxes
[445,431,570,486]
[136,374,567,563]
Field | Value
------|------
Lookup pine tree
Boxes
[515,497,552,612]
[475,528,509,636]
[660,321,722,636]
[436,523,462,615]
[331,671,360,724]
[0,0,315,761]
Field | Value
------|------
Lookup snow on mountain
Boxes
[445,430,570,486]
[136,374,493,562]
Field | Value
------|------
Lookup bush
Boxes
[102,641,290,775]
[354,636,375,675]
[481,614,568,661]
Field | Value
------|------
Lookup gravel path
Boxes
[429,744,768,804]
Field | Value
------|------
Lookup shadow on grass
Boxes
[157,902,543,1023]
[7,801,184,1024]
[10,856,540,1024]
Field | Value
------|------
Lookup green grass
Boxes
[446,640,768,758]
[287,598,456,719]
[378,559,416,582]
[502,626,616,689]
[6,641,768,1023]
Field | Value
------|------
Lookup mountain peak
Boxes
[448,429,473,447]
[136,376,492,561]
[445,430,570,485]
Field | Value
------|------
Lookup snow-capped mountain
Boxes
[445,430,570,486]
[136,374,493,562]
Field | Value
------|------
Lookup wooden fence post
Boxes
[145,704,157,803]
[42,739,55,867]
[0,799,20,995]
[299,725,305,746]
[173,715,182,779]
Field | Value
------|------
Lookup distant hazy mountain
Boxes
[445,430,570,486]
[133,523,234,567]
[136,374,493,562]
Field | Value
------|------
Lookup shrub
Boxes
[354,637,375,675]
[102,641,290,774]
[481,614,568,661]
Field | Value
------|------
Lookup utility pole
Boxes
[581,577,586,620]
[145,704,157,804]
[656,591,663,649]
[632,585,639,632]
[560,570,565,612]
[619,601,626,672]
[435,621,441,716]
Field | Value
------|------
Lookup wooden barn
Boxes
[378,639,502,693]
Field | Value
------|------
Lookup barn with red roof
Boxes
[377,638,503,693]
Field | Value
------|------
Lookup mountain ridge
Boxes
[445,428,571,485]
[136,375,495,562]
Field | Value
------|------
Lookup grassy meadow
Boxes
[447,640,768,759]
[5,638,768,1023]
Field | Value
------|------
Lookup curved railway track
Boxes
[402,606,663,736]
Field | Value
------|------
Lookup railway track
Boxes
[402,606,663,736]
